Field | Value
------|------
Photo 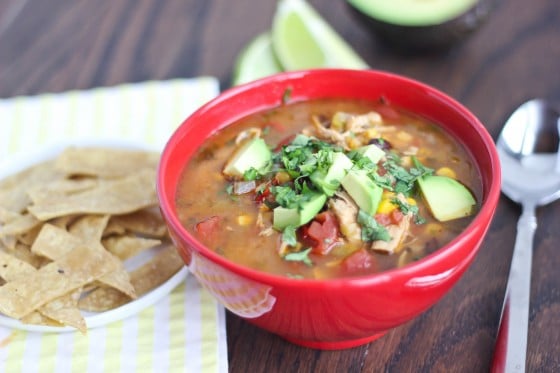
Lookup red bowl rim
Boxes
[157,68,501,289]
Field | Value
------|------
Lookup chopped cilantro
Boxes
[282,225,297,246]
[381,153,433,195]
[357,210,391,242]
[391,197,426,224]
[284,248,313,266]
[243,167,259,181]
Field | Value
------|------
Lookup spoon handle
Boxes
[491,204,536,373]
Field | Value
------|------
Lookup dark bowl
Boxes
[347,0,494,53]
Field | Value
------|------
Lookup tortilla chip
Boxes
[0,246,86,330]
[0,207,19,224]
[0,214,41,238]
[0,147,182,330]
[0,235,17,250]
[39,289,86,333]
[16,224,43,246]
[107,209,168,238]
[12,244,48,268]
[55,147,159,178]
[28,169,158,220]
[102,235,161,260]
[27,178,99,203]
[0,160,61,213]
[49,215,79,230]
[0,250,37,281]
[0,245,119,319]
[68,215,110,243]
[20,311,63,327]
[103,220,127,237]
[31,224,82,259]
[31,224,136,299]
[79,244,183,312]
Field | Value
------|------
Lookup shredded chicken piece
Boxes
[259,226,275,237]
[371,213,411,254]
[311,115,347,148]
[328,191,362,245]
[372,193,413,254]
[310,112,385,150]
[345,112,382,133]
[256,209,275,237]
[235,127,262,145]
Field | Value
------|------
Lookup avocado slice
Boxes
[346,0,492,52]
[310,152,353,196]
[417,175,476,222]
[355,143,385,164]
[273,193,327,230]
[223,138,271,178]
[341,170,383,215]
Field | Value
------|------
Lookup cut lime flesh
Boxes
[272,0,368,71]
[231,32,283,86]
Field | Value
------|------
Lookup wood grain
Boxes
[1,0,559,371]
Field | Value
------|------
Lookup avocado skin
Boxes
[346,0,493,53]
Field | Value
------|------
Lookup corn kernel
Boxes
[377,198,397,214]
[236,214,253,226]
[436,167,457,179]
[346,136,362,150]
[365,128,379,140]
[406,197,417,206]
[331,112,348,131]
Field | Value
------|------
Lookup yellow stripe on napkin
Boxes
[0,78,228,373]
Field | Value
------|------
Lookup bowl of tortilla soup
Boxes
[157,69,500,349]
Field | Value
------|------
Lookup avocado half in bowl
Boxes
[347,0,493,52]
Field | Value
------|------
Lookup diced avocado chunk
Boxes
[341,170,383,215]
[347,0,479,27]
[273,193,327,230]
[417,175,476,222]
[223,138,271,178]
[356,144,385,164]
[310,152,353,196]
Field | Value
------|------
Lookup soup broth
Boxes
[176,98,481,279]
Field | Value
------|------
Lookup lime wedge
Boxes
[272,0,369,70]
[231,32,283,86]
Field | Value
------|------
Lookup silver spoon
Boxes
[491,99,560,372]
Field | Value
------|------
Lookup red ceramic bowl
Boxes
[157,69,501,350]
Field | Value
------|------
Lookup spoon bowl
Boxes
[492,99,560,372]
[498,99,560,206]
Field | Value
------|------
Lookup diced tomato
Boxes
[375,105,401,121]
[255,185,271,203]
[390,209,403,224]
[195,216,221,239]
[299,212,339,255]
[375,213,392,226]
[341,248,376,274]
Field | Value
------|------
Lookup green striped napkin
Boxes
[0,78,228,373]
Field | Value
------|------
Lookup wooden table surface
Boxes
[1,0,559,371]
